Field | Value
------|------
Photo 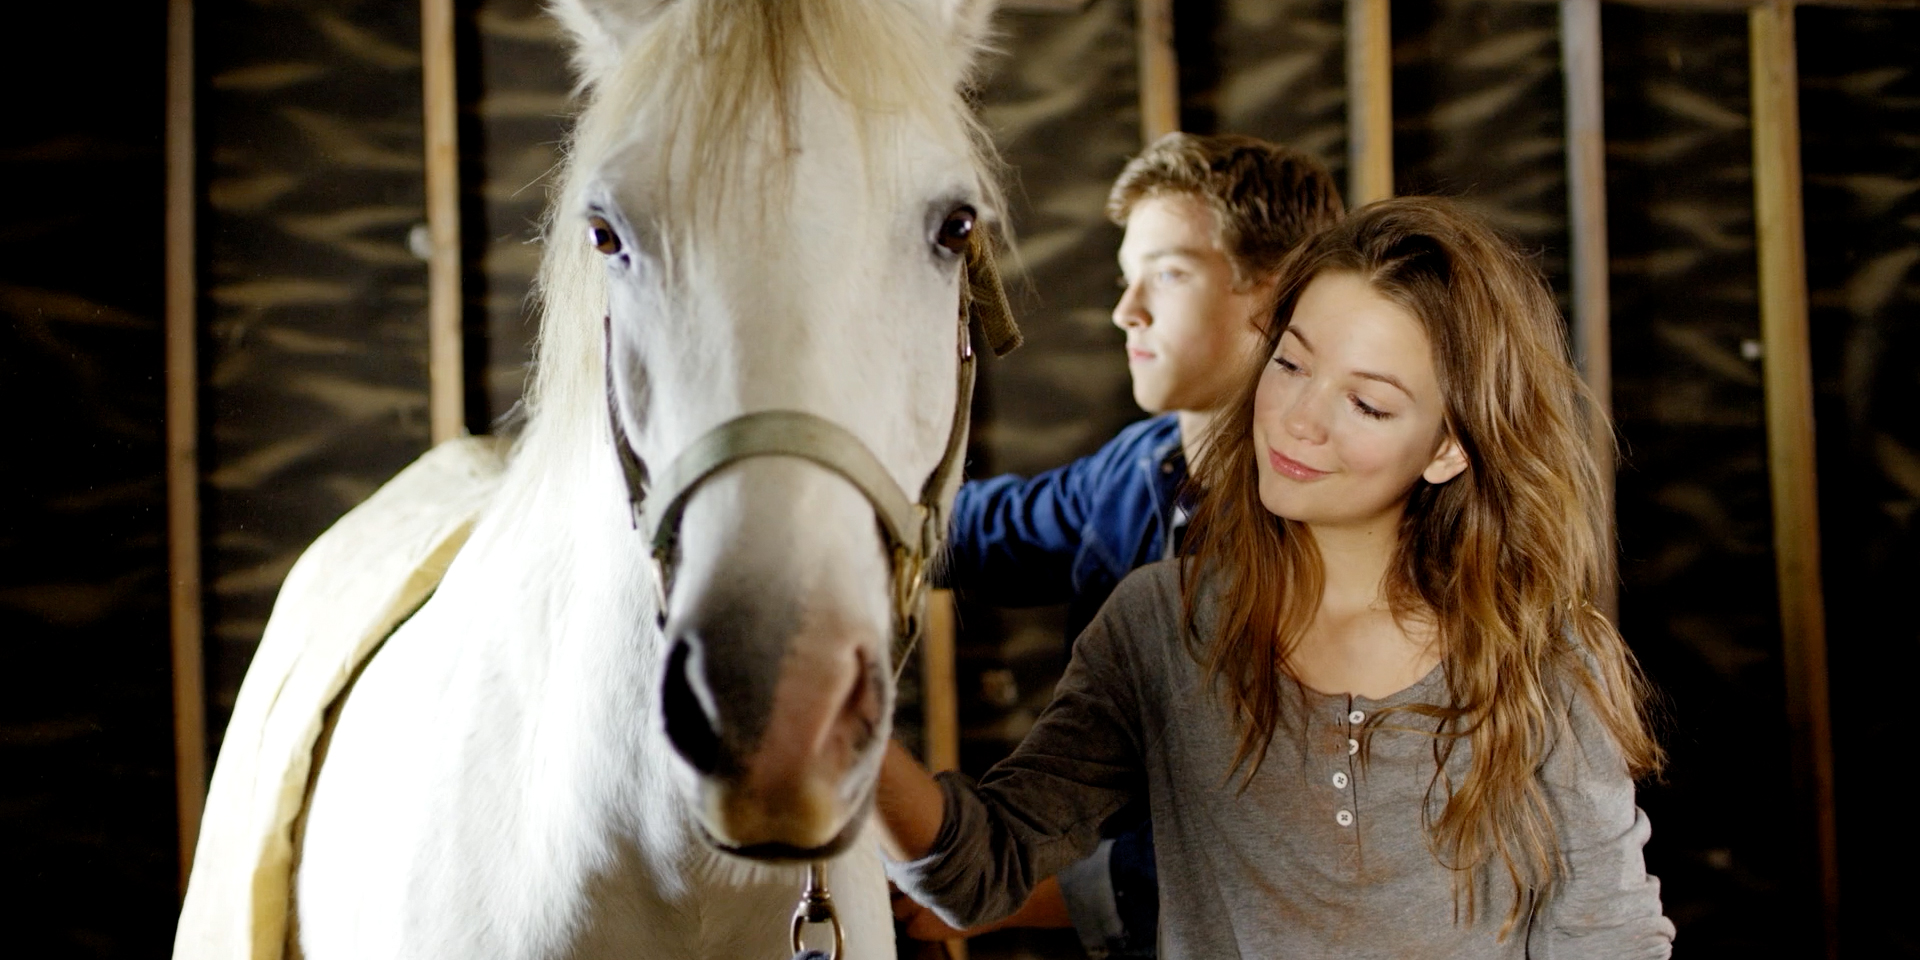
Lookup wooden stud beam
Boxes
[1136,0,1179,144]
[166,0,206,895]
[1560,0,1619,620]
[423,0,465,444]
[1346,0,1394,206]
[1749,4,1839,956]
[921,590,961,775]
[920,589,964,959]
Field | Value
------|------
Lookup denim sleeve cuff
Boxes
[1056,839,1122,960]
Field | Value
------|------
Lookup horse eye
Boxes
[935,206,976,255]
[588,215,622,255]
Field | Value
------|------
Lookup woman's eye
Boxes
[588,215,622,255]
[1272,356,1302,374]
[1351,396,1391,420]
[936,205,977,254]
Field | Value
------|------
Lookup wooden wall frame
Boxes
[423,0,465,445]
[166,0,205,893]
[1748,4,1839,955]
[1560,0,1619,619]
[1345,0,1394,206]
[1136,0,1179,143]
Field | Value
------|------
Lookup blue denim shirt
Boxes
[945,414,1186,644]
[942,413,1183,958]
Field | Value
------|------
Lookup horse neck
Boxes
[455,422,702,861]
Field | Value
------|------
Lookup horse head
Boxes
[546,0,1004,861]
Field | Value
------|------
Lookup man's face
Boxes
[1112,194,1273,416]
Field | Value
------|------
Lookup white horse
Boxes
[175,0,1013,957]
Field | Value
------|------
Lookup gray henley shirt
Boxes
[886,561,1674,959]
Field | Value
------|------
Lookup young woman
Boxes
[878,197,1673,958]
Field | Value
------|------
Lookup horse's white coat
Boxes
[276,1,1004,957]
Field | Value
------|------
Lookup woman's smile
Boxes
[1267,448,1329,481]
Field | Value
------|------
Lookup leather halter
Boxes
[606,232,1020,665]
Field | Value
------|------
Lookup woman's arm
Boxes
[878,578,1155,931]
[893,877,1073,940]
[1531,690,1675,959]
[876,739,950,862]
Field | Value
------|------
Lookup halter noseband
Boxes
[606,232,1020,666]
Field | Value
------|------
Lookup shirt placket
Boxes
[1334,695,1363,873]
[1291,681,1367,882]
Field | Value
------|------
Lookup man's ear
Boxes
[1243,272,1281,334]
[548,0,674,89]
[1423,431,1469,485]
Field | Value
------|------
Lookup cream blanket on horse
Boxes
[175,437,507,960]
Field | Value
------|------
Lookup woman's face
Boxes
[1252,271,1466,532]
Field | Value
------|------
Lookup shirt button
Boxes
[1332,771,1349,789]
[1335,809,1354,827]
[1348,738,1360,756]
[1348,709,1366,725]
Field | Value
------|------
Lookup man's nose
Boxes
[1112,279,1148,330]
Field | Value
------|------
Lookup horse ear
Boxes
[547,0,673,86]
[925,0,1000,68]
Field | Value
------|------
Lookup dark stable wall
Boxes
[196,0,433,760]
[1601,5,1808,952]
[0,5,178,957]
[1797,7,1920,956]
[1601,8,1920,955]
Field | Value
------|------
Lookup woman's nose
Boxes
[1111,280,1148,330]
[1282,388,1329,444]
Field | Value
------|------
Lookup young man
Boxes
[905,133,1343,957]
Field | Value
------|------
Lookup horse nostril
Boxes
[662,637,722,775]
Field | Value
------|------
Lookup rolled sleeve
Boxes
[884,597,1150,931]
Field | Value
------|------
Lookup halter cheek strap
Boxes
[605,232,1019,665]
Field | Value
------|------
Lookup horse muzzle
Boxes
[658,538,891,858]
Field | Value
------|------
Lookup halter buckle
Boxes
[789,862,843,960]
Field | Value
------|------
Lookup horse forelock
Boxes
[519,0,1003,466]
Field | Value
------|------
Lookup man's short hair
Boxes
[1107,132,1344,287]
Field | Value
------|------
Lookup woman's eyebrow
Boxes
[1354,369,1414,399]
[1288,328,1414,398]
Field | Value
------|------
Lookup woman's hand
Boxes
[890,877,1075,940]
[892,885,976,941]
[876,739,947,862]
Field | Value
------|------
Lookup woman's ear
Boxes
[1422,433,1468,485]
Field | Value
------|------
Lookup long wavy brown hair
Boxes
[1181,196,1663,932]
